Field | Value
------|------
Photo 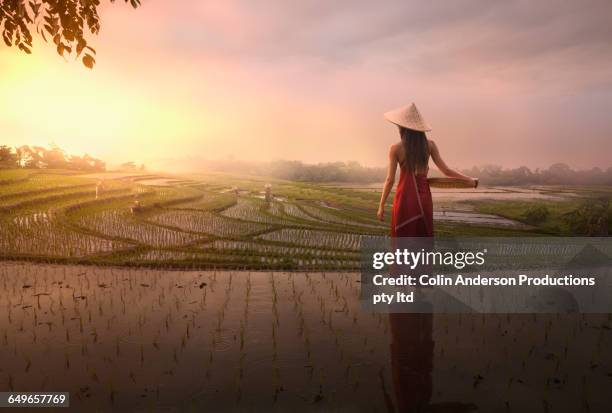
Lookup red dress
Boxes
[389,166,434,412]
[391,168,433,237]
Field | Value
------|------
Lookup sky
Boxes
[1,0,612,170]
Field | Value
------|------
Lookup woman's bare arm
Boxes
[377,145,398,221]
[429,140,477,185]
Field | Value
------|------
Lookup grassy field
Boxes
[465,186,612,236]
[0,168,609,269]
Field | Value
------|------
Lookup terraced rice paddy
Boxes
[0,170,390,269]
[258,229,362,251]
[1,169,606,269]
[1,169,611,411]
[76,210,204,247]
[433,210,531,228]
[2,263,611,412]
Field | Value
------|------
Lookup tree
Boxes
[42,144,68,168]
[16,145,40,167]
[0,0,142,68]
[0,145,18,167]
[67,153,105,171]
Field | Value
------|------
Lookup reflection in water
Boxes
[2,263,611,411]
[389,312,434,412]
[388,310,478,413]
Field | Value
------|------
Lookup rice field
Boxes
[0,169,390,269]
[1,169,611,411]
[257,229,362,251]
[1,262,611,412]
[2,168,609,268]
[76,210,205,247]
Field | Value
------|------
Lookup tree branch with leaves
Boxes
[0,0,141,68]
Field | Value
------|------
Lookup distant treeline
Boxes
[158,158,387,183]
[197,159,612,186]
[266,160,385,183]
[0,145,105,171]
[461,163,612,186]
[4,145,610,186]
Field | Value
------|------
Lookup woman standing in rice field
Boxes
[377,103,477,412]
[376,102,477,236]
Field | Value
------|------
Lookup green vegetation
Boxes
[468,192,612,236]
[462,163,612,186]
[523,205,550,225]
[562,198,610,236]
[1,168,608,269]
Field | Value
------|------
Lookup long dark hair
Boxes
[399,127,430,174]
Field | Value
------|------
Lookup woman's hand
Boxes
[377,205,385,221]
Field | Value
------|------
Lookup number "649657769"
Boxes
[7,393,66,404]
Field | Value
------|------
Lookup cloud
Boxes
[126,0,612,96]
[3,0,611,169]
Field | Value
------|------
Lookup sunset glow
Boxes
[2,0,611,169]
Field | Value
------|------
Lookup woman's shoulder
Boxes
[388,141,402,153]
[427,138,437,151]
[389,142,404,158]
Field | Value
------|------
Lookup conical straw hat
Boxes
[384,102,432,132]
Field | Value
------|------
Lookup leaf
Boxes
[30,1,41,18]
[64,30,74,42]
[76,39,86,56]
[83,54,95,69]
[18,44,32,54]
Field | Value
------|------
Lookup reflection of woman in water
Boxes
[377,104,476,412]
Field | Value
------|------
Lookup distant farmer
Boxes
[130,195,142,214]
[95,179,105,199]
[265,184,272,202]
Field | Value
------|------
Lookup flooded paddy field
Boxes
[1,169,611,411]
[433,211,531,228]
[327,181,611,233]
[2,262,612,412]
[2,169,554,272]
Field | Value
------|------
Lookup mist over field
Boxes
[2,144,611,186]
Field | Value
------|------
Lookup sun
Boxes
[0,46,204,164]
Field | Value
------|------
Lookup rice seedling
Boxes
[257,228,361,251]
[149,210,270,238]
[76,209,204,247]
